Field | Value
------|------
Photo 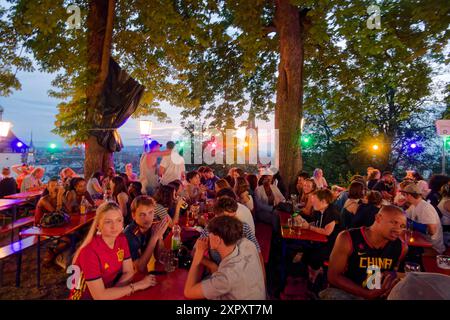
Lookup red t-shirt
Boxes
[70,234,131,300]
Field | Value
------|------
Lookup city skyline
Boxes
[0,69,275,149]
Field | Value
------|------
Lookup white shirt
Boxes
[314,177,328,190]
[255,184,285,207]
[159,150,185,185]
[438,197,450,226]
[236,203,255,235]
[406,199,445,254]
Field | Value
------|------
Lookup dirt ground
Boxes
[0,224,71,300]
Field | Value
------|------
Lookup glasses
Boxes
[287,217,293,234]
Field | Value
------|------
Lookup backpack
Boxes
[40,211,70,228]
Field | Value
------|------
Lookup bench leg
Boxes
[280,238,287,291]
[37,236,41,287]
[16,251,22,287]
[11,206,17,243]
[0,260,3,287]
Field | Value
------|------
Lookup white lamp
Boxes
[139,120,153,136]
[0,121,11,137]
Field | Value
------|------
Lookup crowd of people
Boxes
[1,141,450,300]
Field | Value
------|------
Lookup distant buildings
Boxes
[0,106,30,168]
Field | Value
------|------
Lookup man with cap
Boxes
[159,141,185,186]
[139,140,170,196]
[401,183,445,254]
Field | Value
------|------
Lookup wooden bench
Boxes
[0,236,39,287]
[0,216,35,243]
[255,222,272,264]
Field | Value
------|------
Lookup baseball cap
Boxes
[400,183,422,195]
[149,140,162,150]
[388,272,450,300]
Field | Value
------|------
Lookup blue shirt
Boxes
[124,221,151,261]
[204,176,220,191]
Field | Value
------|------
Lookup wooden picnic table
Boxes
[121,268,188,300]
[403,231,432,248]
[278,211,329,290]
[4,190,43,200]
[0,198,33,242]
[19,212,96,287]
[278,211,328,242]
[0,198,29,212]
[122,218,200,300]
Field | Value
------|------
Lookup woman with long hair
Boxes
[426,174,449,211]
[255,175,285,226]
[367,169,380,190]
[128,181,143,203]
[87,172,104,200]
[245,174,258,196]
[35,178,65,224]
[153,184,187,226]
[438,183,450,234]
[341,181,365,229]
[214,178,231,194]
[38,178,70,267]
[350,190,383,228]
[234,177,254,212]
[70,202,156,300]
[299,178,317,216]
[312,168,328,190]
[102,166,116,192]
[65,177,95,214]
[110,176,130,224]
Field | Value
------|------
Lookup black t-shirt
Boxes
[0,177,18,197]
[350,203,380,228]
[367,179,378,190]
[372,181,393,193]
[308,204,342,247]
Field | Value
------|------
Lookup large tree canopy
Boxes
[0,0,449,182]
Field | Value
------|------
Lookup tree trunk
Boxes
[84,0,115,179]
[274,0,307,188]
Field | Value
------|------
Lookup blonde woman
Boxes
[313,168,328,190]
[70,202,156,300]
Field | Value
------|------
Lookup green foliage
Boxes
[0,4,33,96]
[1,0,449,171]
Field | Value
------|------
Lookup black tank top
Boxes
[344,227,403,288]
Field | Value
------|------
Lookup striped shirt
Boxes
[200,221,261,265]
[155,204,170,220]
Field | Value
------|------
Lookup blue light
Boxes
[410,143,417,149]
[16,142,23,148]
